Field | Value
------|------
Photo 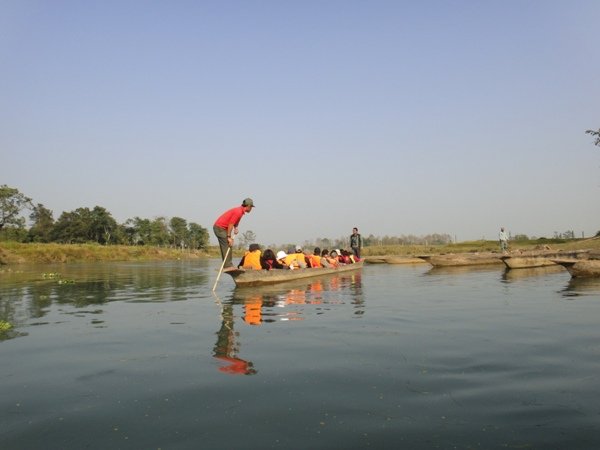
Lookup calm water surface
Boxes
[1,260,600,449]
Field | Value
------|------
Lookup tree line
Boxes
[0,185,209,249]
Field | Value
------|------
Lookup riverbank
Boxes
[1,238,598,266]
[0,242,219,265]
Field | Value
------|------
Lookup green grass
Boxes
[0,242,218,264]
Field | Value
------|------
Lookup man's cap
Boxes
[276,250,287,260]
[295,245,302,252]
[242,198,255,207]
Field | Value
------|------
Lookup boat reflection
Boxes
[560,277,600,298]
[501,265,565,282]
[211,273,363,375]
[424,265,503,277]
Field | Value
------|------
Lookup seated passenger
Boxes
[321,249,339,268]
[339,249,353,264]
[261,249,285,270]
[308,247,322,268]
[329,250,342,266]
[279,246,307,269]
[293,245,309,268]
[276,250,297,270]
[238,243,262,270]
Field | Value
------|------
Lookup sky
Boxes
[1,0,599,246]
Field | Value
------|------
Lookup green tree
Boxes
[0,185,32,231]
[130,217,153,245]
[188,222,209,250]
[51,206,117,244]
[52,209,88,243]
[169,217,188,248]
[90,206,118,244]
[586,128,600,146]
[28,203,54,242]
[149,217,170,246]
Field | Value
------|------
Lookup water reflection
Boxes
[424,265,503,277]
[560,277,600,298]
[501,265,565,282]
[0,261,209,341]
[211,273,363,375]
[212,301,257,375]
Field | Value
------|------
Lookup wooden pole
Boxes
[212,246,231,292]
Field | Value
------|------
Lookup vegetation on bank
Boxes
[0,242,221,265]
[361,237,600,257]
[2,237,599,265]
[0,185,210,249]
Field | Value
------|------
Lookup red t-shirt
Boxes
[214,206,246,229]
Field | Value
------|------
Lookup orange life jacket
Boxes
[309,255,322,268]
[242,250,262,270]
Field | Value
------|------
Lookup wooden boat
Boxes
[363,256,426,265]
[384,256,427,265]
[501,250,589,269]
[418,253,504,267]
[225,261,364,287]
[363,256,388,264]
[551,259,600,278]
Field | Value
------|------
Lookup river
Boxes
[1,260,600,449]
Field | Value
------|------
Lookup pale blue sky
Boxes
[2,1,599,245]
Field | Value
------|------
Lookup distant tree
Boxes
[586,128,600,146]
[596,230,600,237]
[169,217,188,248]
[149,217,170,246]
[89,206,118,244]
[50,206,117,244]
[188,222,209,250]
[0,185,33,231]
[28,203,54,242]
[52,209,89,243]
[131,217,153,245]
[238,230,257,249]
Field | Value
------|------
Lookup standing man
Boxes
[213,198,255,271]
[350,227,362,259]
[498,227,509,253]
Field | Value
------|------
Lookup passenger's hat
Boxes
[242,198,255,207]
[276,250,287,260]
[295,245,302,252]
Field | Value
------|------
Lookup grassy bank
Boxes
[0,242,220,264]
[2,237,598,265]
[360,237,600,257]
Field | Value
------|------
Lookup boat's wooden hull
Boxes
[226,261,364,286]
[552,259,600,278]
[364,256,426,265]
[384,256,427,265]
[501,256,558,269]
[418,253,504,267]
[501,250,589,269]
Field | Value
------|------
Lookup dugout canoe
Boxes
[501,250,589,269]
[551,259,600,278]
[225,261,364,287]
[418,253,504,267]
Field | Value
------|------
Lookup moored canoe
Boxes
[551,259,600,278]
[418,253,504,267]
[226,261,364,287]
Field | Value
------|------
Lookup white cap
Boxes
[276,251,288,260]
